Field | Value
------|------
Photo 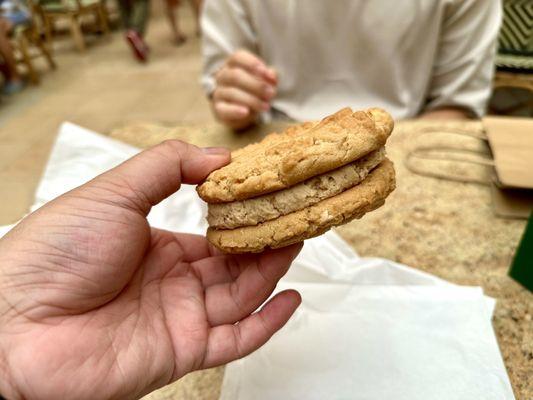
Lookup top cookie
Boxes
[231,121,316,159]
[197,107,394,203]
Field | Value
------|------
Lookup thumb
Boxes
[81,140,230,215]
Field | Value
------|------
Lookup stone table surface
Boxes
[109,119,532,400]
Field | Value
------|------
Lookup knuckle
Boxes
[242,75,262,94]
[233,325,246,358]
[226,68,240,84]
[226,86,240,99]
[216,66,230,82]
[247,78,260,93]
[157,139,188,154]
[213,102,227,116]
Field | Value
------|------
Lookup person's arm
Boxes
[201,0,277,129]
[421,0,502,119]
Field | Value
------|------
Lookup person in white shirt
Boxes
[201,0,502,129]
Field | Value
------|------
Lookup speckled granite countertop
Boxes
[110,119,532,400]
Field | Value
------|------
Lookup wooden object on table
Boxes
[109,120,531,400]
[492,185,533,219]
[491,71,533,116]
[32,0,110,52]
[401,116,533,218]
[484,116,533,218]
[494,71,533,92]
[484,116,533,189]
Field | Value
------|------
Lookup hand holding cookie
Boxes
[198,108,396,253]
[0,140,303,400]
[212,49,277,130]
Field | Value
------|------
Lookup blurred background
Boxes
[0,0,212,129]
[0,0,530,134]
[0,0,214,223]
[1,0,530,225]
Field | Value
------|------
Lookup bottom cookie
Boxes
[206,158,396,253]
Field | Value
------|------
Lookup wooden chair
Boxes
[33,0,110,52]
[10,17,57,84]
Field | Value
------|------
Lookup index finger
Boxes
[227,50,276,84]
[227,49,266,72]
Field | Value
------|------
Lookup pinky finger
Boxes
[201,289,302,368]
[213,101,250,122]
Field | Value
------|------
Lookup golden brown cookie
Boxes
[231,121,316,159]
[197,108,394,203]
[207,148,385,229]
[206,159,396,253]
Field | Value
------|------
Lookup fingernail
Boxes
[266,68,277,81]
[201,147,229,156]
[264,85,275,98]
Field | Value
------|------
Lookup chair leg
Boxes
[18,36,39,85]
[43,16,54,53]
[35,35,57,70]
[68,15,86,52]
[97,4,110,36]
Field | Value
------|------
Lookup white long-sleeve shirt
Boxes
[201,0,501,121]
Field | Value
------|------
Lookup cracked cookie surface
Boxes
[197,108,394,203]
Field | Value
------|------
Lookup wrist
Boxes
[0,331,20,399]
[225,116,256,131]
[0,350,14,399]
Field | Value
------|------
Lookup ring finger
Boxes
[217,67,275,101]
[214,86,270,113]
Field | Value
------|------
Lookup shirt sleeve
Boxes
[200,0,257,97]
[425,0,502,117]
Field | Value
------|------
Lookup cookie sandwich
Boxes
[197,107,396,253]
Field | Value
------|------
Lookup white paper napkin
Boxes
[0,123,514,400]
[220,283,512,400]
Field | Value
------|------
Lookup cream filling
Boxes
[207,147,386,229]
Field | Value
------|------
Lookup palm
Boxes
[0,141,302,400]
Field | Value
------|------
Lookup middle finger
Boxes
[214,86,269,113]
[202,243,302,326]
[217,67,275,101]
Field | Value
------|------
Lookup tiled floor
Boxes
[0,4,212,224]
